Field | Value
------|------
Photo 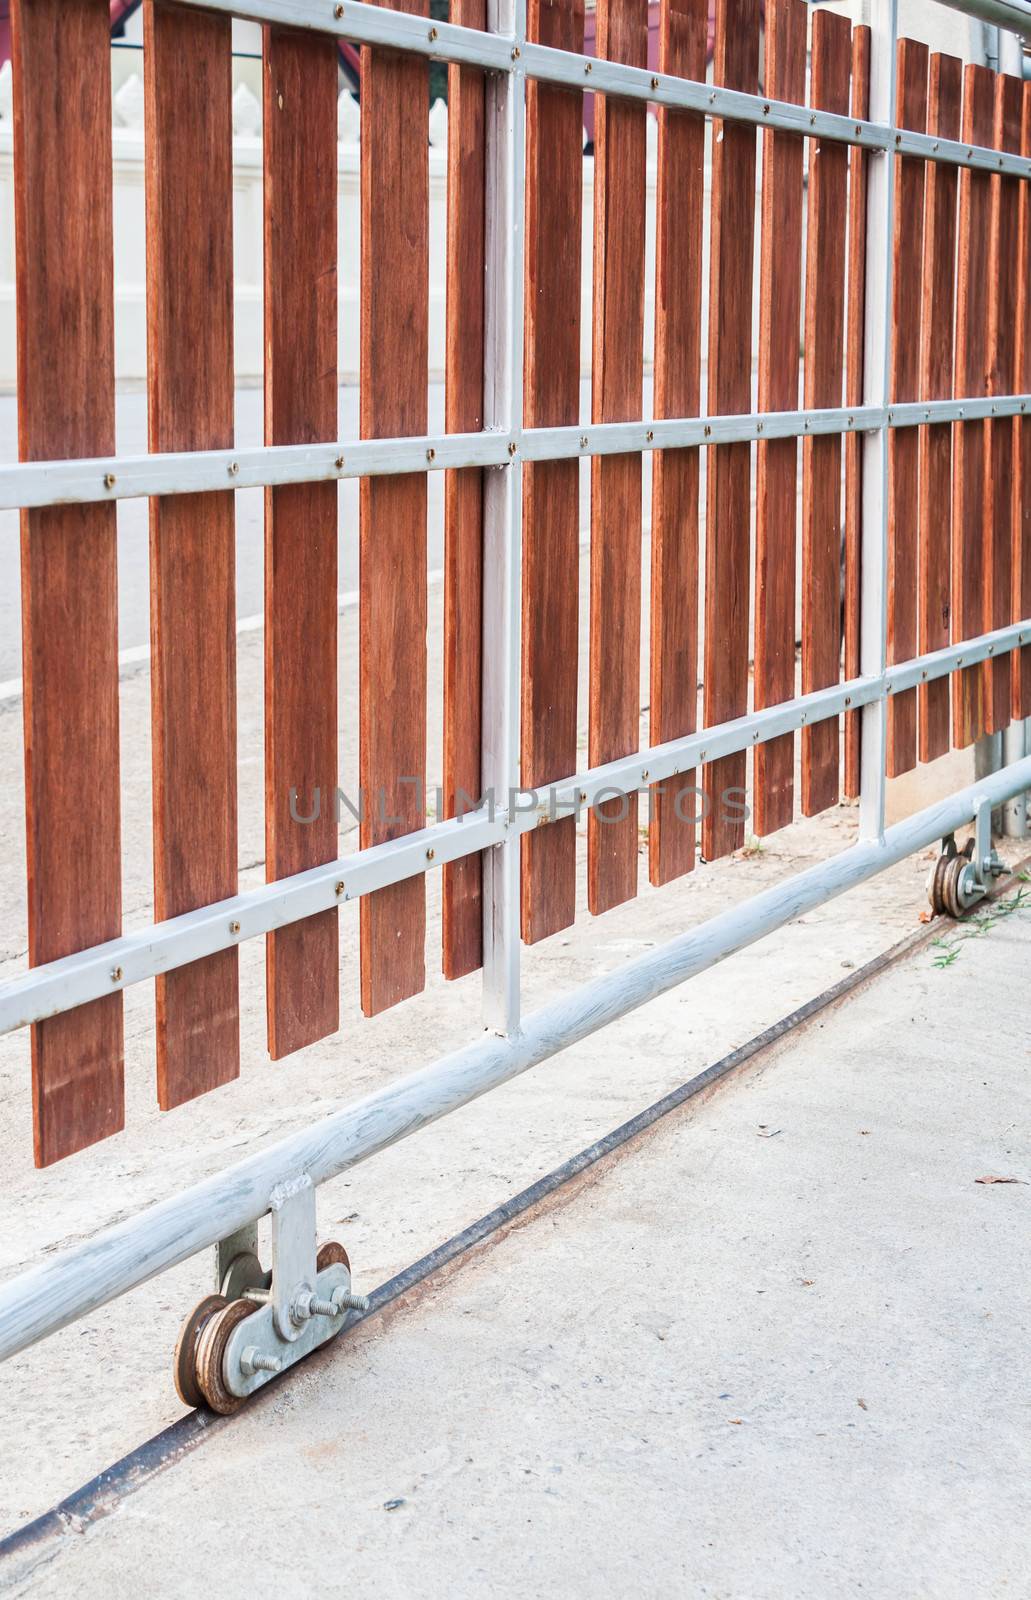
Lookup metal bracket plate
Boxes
[223,1261,354,1399]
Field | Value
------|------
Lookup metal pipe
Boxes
[2,752,1030,1366]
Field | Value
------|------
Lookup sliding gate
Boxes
[0,0,1030,1405]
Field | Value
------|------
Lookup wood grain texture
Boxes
[752,0,806,837]
[1015,82,1031,721]
[13,0,123,1165]
[648,0,706,886]
[263,25,339,1056]
[952,64,994,747]
[701,0,759,859]
[360,0,429,1015]
[800,9,852,816]
[588,0,648,915]
[520,0,584,944]
[843,25,870,800]
[917,53,961,765]
[145,1,238,1110]
[442,0,486,980]
[984,73,1023,732]
[884,37,928,780]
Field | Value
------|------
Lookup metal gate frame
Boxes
[1,0,1031,1378]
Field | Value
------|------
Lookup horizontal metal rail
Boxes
[166,0,1031,175]
[0,395,1027,511]
[2,751,1029,1367]
[2,615,1028,1037]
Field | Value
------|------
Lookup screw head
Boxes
[652,76,659,90]
[335,880,346,896]
[111,966,123,983]
[426,847,435,861]
[228,462,239,476]
[334,3,344,16]
[646,429,654,442]
[511,45,520,60]
[426,447,436,462]
[229,919,241,935]
[335,455,345,470]
[585,61,592,74]
[428,25,437,40]
[508,441,517,456]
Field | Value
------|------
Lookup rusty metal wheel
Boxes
[316,1241,350,1272]
[195,1297,259,1415]
[173,1294,228,1409]
[929,851,953,916]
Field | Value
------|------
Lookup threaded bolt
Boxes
[241,1346,282,1376]
[332,1287,370,1315]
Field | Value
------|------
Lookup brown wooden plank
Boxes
[442,0,487,979]
[587,0,648,915]
[701,0,759,859]
[984,72,1023,733]
[800,9,852,815]
[145,1,238,1110]
[1015,82,1031,721]
[12,0,123,1165]
[589,0,643,921]
[917,53,961,765]
[952,64,994,748]
[263,25,339,1056]
[751,0,806,837]
[520,0,584,943]
[843,24,871,800]
[360,0,429,1015]
[883,37,928,780]
[648,0,706,885]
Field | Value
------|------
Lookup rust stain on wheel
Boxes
[195,1298,259,1416]
[173,1294,228,1410]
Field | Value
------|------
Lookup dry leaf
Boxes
[857,1398,868,1411]
[975,1175,1026,1185]
[727,1418,743,1425]
[918,910,932,924]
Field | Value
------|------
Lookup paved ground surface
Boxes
[1,873,1029,1598]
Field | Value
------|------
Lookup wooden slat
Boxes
[146,1,238,1110]
[952,64,994,748]
[521,0,584,944]
[884,38,928,780]
[263,25,339,1056]
[843,24,870,801]
[360,0,429,1015]
[442,0,486,979]
[1015,82,1031,721]
[648,0,706,885]
[13,0,123,1165]
[701,0,759,859]
[751,0,806,837]
[800,9,852,815]
[984,72,1023,733]
[917,53,961,765]
[588,0,648,915]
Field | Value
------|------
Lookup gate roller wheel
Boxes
[316,1241,351,1272]
[174,1294,228,1409]
[195,1297,259,1415]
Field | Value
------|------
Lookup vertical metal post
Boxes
[858,0,898,842]
[481,0,526,1034]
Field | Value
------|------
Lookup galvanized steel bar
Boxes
[1,397,1027,513]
